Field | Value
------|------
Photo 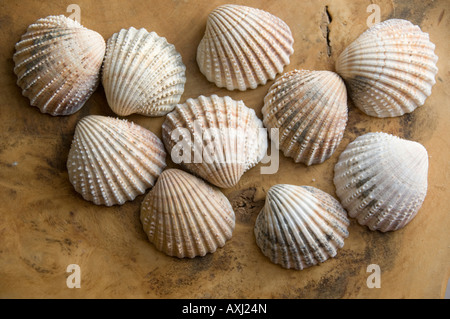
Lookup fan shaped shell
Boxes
[335,19,438,118]
[254,184,349,270]
[333,132,429,232]
[13,15,106,116]
[67,115,166,206]
[197,4,294,91]
[162,95,268,188]
[102,27,186,117]
[263,69,348,165]
[140,169,235,258]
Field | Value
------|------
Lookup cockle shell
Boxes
[333,132,429,232]
[197,4,294,91]
[140,169,235,258]
[102,27,186,117]
[335,19,438,118]
[254,184,349,270]
[162,95,268,188]
[67,115,166,206]
[262,69,348,165]
[13,15,105,116]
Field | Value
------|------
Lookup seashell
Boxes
[67,115,166,206]
[262,69,348,165]
[197,4,294,91]
[254,184,349,270]
[102,27,186,117]
[140,169,235,258]
[335,19,438,118]
[13,15,105,116]
[333,132,429,232]
[162,95,268,188]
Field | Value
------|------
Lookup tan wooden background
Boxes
[0,0,449,298]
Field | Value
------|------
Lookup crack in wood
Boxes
[320,5,333,57]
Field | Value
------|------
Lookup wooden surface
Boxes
[0,0,449,299]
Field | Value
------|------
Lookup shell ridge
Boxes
[76,122,123,205]
[94,121,155,190]
[210,13,250,90]
[123,36,181,113]
[14,15,105,115]
[234,16,279,84]
[267,194,295,268]
[140,169,235,258]
[335,19,438,117]
[334,132,428,231]
[243,10,293,65]
[167,171,201,258]
[296,73,344,164]
[198,4,293,90]
[177,171,224,256]
[105,30,125,110]
[111,28,149,115]
[283,189,332,263]
[85,119,146,199]
[68,116,166,206]
[103,27,185,116]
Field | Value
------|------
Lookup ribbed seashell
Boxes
[254,184,349,270]
[13,15,105,116]
[263,69,348,165]
[140,169,235,258]
[102,27,186,117]
[67,115,166,206]
[197,4,294,91]
[333,132,429,232]
[335,19,438,118]
[162,95,268,188]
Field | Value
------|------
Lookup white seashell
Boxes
[67,115,166,206]
[140,169,235,258]
[333,132,429,232]
[102,27,186,117]
[254,184,349,270]
[335,19,438,118]
[13,15,105,116]
[162,95,268,188]
[197,4,294,91]
[263,69,348,165]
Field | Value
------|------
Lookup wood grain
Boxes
[0,0,449,299]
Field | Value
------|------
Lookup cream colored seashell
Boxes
[102,27,186,117]
[263,69,348,165]
[335,19,438,118]
[333,132,429,232]
[197,4,294,91]
[254,184,349,270]
[13,15,105,116]
[162,95,268,188]
[140,169,235,258]
[67,115,166,206]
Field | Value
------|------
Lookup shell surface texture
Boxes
[335,19,439,118]
[254,184,349,270]
[102,27,186,117]
[140,169,235,258]
[197,4,294,91]
[67,115,166,206]
[13,15,106,116]
[162,95,268,188]
[263,69,348,166]
[333,132,429,232]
